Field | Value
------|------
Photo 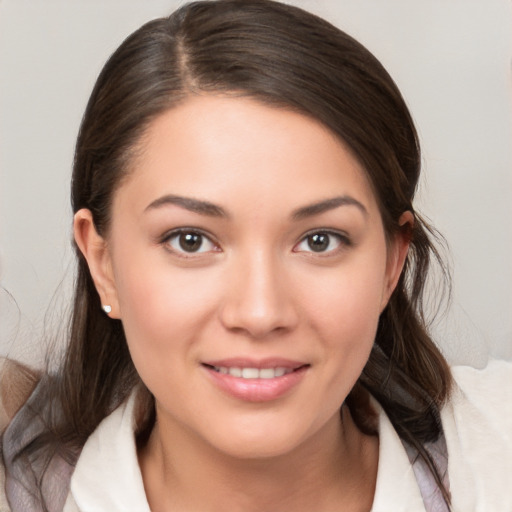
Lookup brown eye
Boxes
[166,230,217,254]
[307,233,330,252]
[179,232,203,252]
[294,231,349,254]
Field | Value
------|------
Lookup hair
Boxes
[4,0,453,509]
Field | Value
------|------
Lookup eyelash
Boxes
[159,228,352,258]
[160,228,220,257]
[293,229,351,255]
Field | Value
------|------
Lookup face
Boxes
[77,95,408,459]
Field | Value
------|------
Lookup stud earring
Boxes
[102,305,112,314]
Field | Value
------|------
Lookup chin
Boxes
[210,433,306,461]
[200,411,338,462]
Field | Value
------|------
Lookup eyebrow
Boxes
[144,193,367,220]
[291,196,368,220]
[144,194,228,218]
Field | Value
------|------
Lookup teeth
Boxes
[242,368,259,379]
[274,367,286,377]
[214,366,293,379]
[259,368,276,379]
[229,367,242,377]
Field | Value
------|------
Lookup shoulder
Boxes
[1,357,40,512]
[442,358,512,510]
[448,358,512,437]
[0,357,40,432]
[451,356,512,392]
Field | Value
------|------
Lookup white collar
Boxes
[67,393,426,512]
[67,392,150,512]
[370,400,426,511]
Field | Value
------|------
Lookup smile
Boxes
[209,366,293,379]
[202,361,309,402]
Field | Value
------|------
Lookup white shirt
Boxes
[64,360,512,512]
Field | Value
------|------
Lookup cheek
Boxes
[320,284,381,375]
[299,251,388,384]
[111,250,221,367]
[307,261,387,339]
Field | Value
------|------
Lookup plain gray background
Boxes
[1,0,511,367]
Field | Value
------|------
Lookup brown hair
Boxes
[5,0,452,508]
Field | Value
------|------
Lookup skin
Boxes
[74,95,411,511]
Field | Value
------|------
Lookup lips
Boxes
[206,365,293,379]
[201,358,309,402]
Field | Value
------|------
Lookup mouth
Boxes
[202,364,306,380]
[201,360,310,402]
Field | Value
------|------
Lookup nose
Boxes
[219,250,299,339]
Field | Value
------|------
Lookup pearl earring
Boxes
[102,305,112,314]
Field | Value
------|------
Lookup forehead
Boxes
[115,94,379,218]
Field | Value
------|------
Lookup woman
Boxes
[1,1,511,511]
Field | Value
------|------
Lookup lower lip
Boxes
[203,365,308,402]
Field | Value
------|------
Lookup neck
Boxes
[138,405,378,512]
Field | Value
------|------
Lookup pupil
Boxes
[179,233,202,252]
[308,233,329,252]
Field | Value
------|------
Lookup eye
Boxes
[164,230,218,255]
[294,231,349,254]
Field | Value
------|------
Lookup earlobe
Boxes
[73,209,120,318]
[381,211,414,311]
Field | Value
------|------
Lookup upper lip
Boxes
[202,358,308,370]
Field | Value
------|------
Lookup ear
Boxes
[380,211,414,311]
[73,209,120,318]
